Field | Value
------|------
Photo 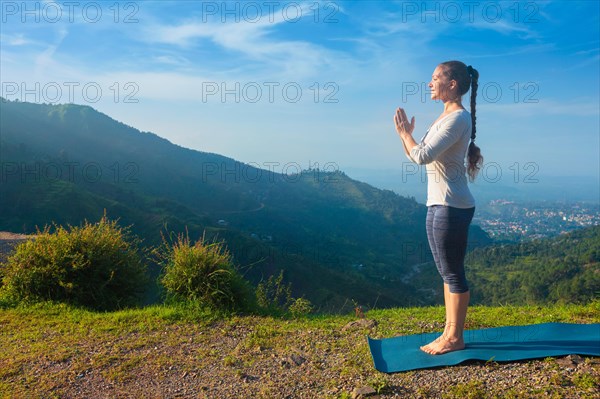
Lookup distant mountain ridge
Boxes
[0,99,494,310]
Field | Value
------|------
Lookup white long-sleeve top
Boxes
[406,109,476,209]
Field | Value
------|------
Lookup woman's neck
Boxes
[443,99,464,113]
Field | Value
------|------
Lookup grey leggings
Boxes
[426,205,475,294]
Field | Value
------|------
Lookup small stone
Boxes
[569,354,584,364]
[342,319,378,332]
[557,354,585,367]
[352,386,377,398]
[290,354,306,366]
[238,373,259,382]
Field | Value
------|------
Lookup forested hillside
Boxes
[467,226,600,304]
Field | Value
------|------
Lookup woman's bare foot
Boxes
[420,335,465,355]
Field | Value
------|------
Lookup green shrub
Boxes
[158,232,254,311]
[256,270,292,313]
[289,297,314,318]
[0,216,146,310]
[256,270,314,317]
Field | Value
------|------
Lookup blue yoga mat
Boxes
[368,323,600,373]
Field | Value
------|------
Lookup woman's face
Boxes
[429,65,456,102]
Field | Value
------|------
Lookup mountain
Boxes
[0,99,494,310]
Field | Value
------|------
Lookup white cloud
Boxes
[152,54,191,67]
[480,98,600,117]
[34,27,68,77]
[464,43,557,59]
[0,34,32,46]
[137,2,351,81]
[469,19,541,40]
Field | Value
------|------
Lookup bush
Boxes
[157,232,254,311]
[0,216,147,310]
[256,270,314,317]
[255,270,292,313]
[288,297,314,318]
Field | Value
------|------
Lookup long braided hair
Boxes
[440,60,483,182]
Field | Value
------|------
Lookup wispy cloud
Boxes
[565,47,600,71]
[573,48,600,56]
[0,33,32,46]
[151,54,192,67]
[137,3,351,81]
[480,98,600,117]
[34,27,68,76]
[469,19,541,40]
[464,43,557,59]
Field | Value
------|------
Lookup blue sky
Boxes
[1,0,599,183]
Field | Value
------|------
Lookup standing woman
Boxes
[394,61,483,355]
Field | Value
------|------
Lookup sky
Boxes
[1,0,599,183]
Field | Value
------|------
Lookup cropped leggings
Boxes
[425,205,475,294]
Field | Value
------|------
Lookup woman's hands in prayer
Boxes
[394,107,415,138]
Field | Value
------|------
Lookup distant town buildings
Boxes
[474,200,599,241]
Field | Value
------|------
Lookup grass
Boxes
[1,301,599,398]
[445,380,486,399]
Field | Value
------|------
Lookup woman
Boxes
[394,60,483,355]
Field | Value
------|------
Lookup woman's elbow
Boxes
[411,152,432,165]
